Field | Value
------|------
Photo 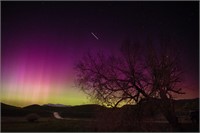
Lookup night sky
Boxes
[1,1,199,107]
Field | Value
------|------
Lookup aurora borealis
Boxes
[1,2,199,107]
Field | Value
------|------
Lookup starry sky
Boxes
[1,1,199,107]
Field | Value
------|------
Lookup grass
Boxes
[1,116,199,132]
[2,117,96,132]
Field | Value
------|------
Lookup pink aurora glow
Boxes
[1,2,198,107]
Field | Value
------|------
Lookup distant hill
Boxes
[1,103,30,117]
[43,103,70,107]
[1,98,199,118]
[23,104,42,110]
[1,102,106,118]
[1,103,21,110]
[1,103,52,117]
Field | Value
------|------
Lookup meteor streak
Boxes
[91,32,99,40]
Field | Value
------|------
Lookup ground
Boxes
[1,116,199,132]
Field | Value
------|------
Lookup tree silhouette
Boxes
[75,38,185,131]
[145,37,184,130]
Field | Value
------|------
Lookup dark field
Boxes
[2,117,95,132]
[1,98,199,132]
[1,116,199,132]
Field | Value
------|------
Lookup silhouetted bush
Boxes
[26,113,40,122]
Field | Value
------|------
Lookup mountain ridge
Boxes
[1,98,199,109]
[1,98,199,118]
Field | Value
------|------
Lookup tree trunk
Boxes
[159,92,182,131]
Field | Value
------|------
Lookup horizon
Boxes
[1,97,199,108]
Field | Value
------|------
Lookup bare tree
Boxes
[75,38,184,131]
[145,37,185,130]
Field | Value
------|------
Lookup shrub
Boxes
[26,113,40,122]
